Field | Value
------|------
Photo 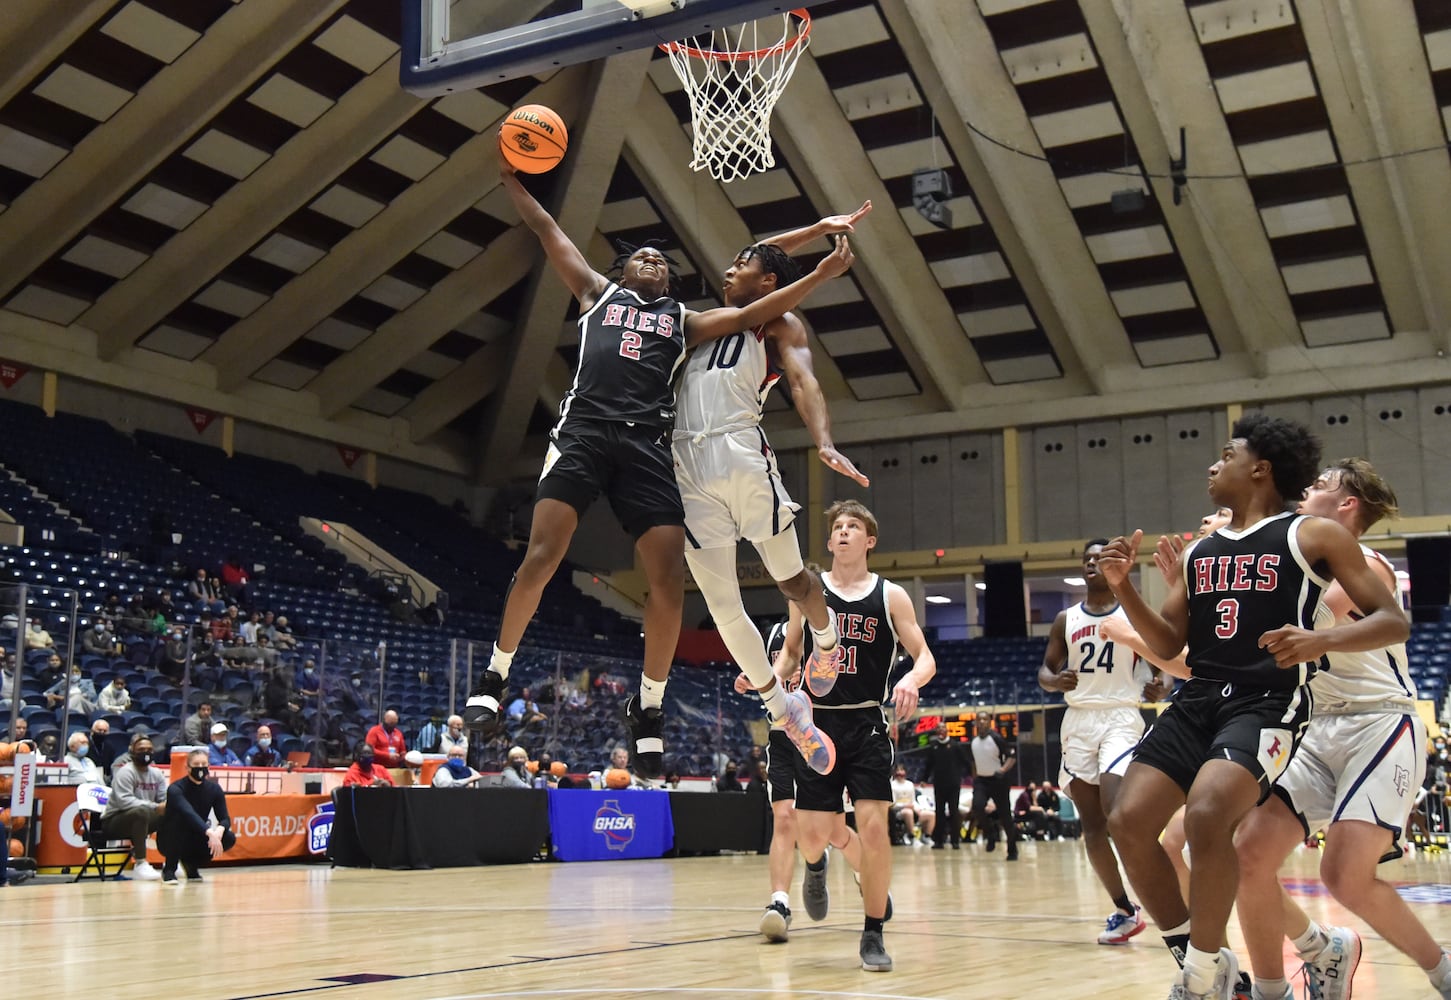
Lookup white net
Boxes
[661,10,811,184]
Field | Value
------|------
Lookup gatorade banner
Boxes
[547,788,673,861]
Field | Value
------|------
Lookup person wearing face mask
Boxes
[64,731,101,783]
[158,749,235,884]
[432,744,484,787]
[158,626,190,682]
[207,723,242,767]
[365,710,407,771]
[81,618,120,657]
[296,661,321,704]
[102,733,168,880]
[44,663,97,717]
[437,715,468,758]
[98,675,131,713]
[244,725,287,767]
[343,741,394,787]
[500,746,531,788]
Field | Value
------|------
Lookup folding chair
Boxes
[73,783,133,881]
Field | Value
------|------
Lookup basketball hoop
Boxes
[660,8,811,183]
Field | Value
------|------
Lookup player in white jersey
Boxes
[673,204,873,775]
[1040,538,1173,946]
[1235,459,1451,1000]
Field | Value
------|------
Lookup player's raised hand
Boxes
[1096,531,1142,588]
[1153,533,1186,586]
[1258,625,1327,668]
[819,200,872,235]
[818,445,869,487]
[815,235,854,279]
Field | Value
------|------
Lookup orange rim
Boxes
[658,8,810,61]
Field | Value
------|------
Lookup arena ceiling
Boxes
[1,0,1450,483]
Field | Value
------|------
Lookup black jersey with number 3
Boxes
[556,282,688,431]
[812,573,900,708]
[1183,512,1328,691]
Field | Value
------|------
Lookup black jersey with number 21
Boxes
[1184,512,1327,691]
[555,282,688,431]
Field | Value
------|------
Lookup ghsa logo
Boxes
[593,799,636,852]
[307,801,335,856]
[508,130,539,154]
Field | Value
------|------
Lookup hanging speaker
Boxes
[1406,537,1451,623]
[982,561,1026,638]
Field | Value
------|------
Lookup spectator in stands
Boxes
[45,664,97,716]
[102,592,124,618]
[278,697,307,740]
[890,766,930,844]
[37,650,65,690]
[0,654,15,713]
[432,744,484,787]
[438,715,468,757]
[89,719,116,777]
[208,723,241,766]
[65,732,101,783]
[25,617,55,650]
[223,604,241,633]
[271,615,297,650]
[4,717,27,743]
[365,710,407,771]
[219,554,250,606]
[296,660,321,704]
[115,595,152,638]
[158,626,189,682]
[102,733,167,881]
[534,751,560,789]
[156,589,178,620]
[1036,782,1063,840]
[183,702,215,745]
[1014,782,1047,840]
[414,711,444,754]
[746,759,770,797]
[144,599,169,636]
[244,724,287,767]
[261,661,293,718]
[343,741,394,787]
[158,749,236,883]
[716,761,744,792]
[82,619,121,658]
[187,569,226,615]
[500,746,532,788]
[35,732,61,762]
[239,611,261,646]
[98,675,131,713]
[507,687,548,730]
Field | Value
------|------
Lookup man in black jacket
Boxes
[922,724,967,849]
[158,748,237,883]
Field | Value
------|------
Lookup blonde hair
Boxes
[1326,457,1399,531]
[824,499,878,539]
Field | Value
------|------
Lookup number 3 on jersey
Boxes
[1215,598,1238,639]
[1077,640,1116,673]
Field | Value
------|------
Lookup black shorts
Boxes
[793,707,894,812]
[766,728,796,804]
[1132,676,1312,801]
[537,419,685,539]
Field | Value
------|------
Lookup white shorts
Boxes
[1059,706,1144,789]
[1274,711,1426,850]
[673,427,799,549]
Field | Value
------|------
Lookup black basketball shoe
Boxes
[623,695,664,779]
[463,670,507,734]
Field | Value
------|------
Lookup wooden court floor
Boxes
[5,839,1451,999]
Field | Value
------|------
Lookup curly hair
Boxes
[1232,412,1321,503]
[734,242,802,288]
[609,240,682,295]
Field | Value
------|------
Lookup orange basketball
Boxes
[603,767,632,790]
[499,104,568,173]
[8,838,22,859]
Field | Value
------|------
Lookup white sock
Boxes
[489,643,514,681]
[1253,978,1289,999]
[810,619,838,651]
[639,674,667,710]
[1182,946,1221,996]
[761,682,789,723]
[1428,951,1451,988]
[771,890,790,908]
[1292,921,1328,959]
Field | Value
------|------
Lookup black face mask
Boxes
[135,751,153,766]
[357,755,374,770]
[190,766,209,782]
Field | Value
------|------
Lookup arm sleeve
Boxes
[167,783,209,835]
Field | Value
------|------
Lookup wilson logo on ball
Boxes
[510,110,556,134]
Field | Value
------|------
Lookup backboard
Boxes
[401,0,827,97]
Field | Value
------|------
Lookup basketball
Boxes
[8,838,22,859]
[603,767,631,790]
[499,104,568,173]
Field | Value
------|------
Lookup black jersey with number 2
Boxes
[812,573,901,708]
[1183,512,1328,691]
[555,282,688,431]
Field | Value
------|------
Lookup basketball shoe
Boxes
[463,670,506,733]
[759,901,791,942]
[1167,948,1240,1000]
[1302,926,1360,1000]
[804,643,844,698]
[859,930,892,972]
[776,689,835,774]
[803,847,829,921]
[623,695,664,779]
[1098,905,1147,945]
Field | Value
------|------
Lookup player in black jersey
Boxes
[775,501,935,973]
[1098,414,1410,1000]
[464,165,854,780]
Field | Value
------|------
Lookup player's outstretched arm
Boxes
[772,314,869,487]
[1259,518,1410,667]
[763,201,872,255]
[1037,611,1076,692]
[500,165,607,307]
[887,582,935,723]
[1098,530,1189,661]
[1096,616,1191,680]
[684,236,855,346]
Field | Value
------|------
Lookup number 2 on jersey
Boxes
[1077,640,1115,673]
[619,330,642,360]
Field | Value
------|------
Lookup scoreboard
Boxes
[907,711,1018,749]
